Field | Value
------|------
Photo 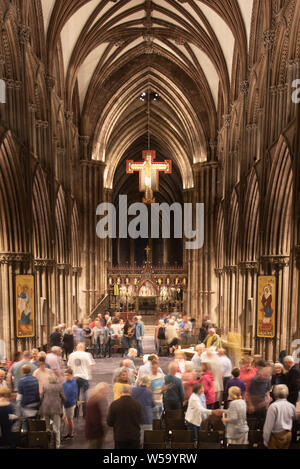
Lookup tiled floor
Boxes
[60,336,170,450]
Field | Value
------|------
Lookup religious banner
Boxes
[256,276,276,339]
[15,275,35,338]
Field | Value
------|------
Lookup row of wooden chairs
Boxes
[144,429,265,450]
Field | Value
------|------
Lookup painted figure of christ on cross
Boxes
[126,151,172,204]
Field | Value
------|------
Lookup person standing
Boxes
[185,383,217,442]
[192,344,205,373]
[163,361,185,411]
[283,356,300,406]
[62,328,74,361]
[17,365,40,429]
[134,316,145,358]
[204,328,222,349]
[239,356,257,402]
[39,374,65,449]
[0,388,17,448]
[132,376,156,447]
[45,346,65,384]
[218,348,232,392]
[33,356,54,395]
[0,370,8,388]
[107,384,142,449]
[248,366,272,418]
[7,351,37,392]
[123,320,134,356]
[222,387,249,445]
[263,384,298,449]
[68,343,95,418]
[103,321,114,358]
[62,368,78,440]
[85,383,110,449]
[50,326,62,348]
[91,321,104,358]
[165,319,179,355]
[149,360,165,419]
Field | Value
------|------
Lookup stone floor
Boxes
[60,336,170,450]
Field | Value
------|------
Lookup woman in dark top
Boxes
[123,320,134,356]
[63,328,74,360]
[270,362,285,400]
[0,388,16,448]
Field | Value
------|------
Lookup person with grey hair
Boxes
[165,319,179,355]
[204,328,222,349]
[283,356,300,406]
[263,384,299,449]
[7,351,37,392]
[132,375,156,446]
[46,346,65,383]
[39,373,65,449]
[107,384,142,449]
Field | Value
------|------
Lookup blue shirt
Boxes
[131,386,155,424]
[63,379,78,408]
[18,375,40,407]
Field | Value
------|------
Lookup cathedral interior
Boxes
[0,0,299,361]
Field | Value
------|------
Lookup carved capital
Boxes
[46,75,56,90]
[214,268,224,277]
[223,114,231,128]
[19,25,31,44]
[239,261,259,273]
[34,259,56,269]
[240,80,249,95]
[79,135,90,146]
[0,252,31,264]
[65,111,73,123]
[263,29,275,50]
[35,120,48,129]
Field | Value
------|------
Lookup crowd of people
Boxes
[0,313,300,450]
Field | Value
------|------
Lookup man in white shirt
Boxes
[68,343,95,417]
[263,384,299,449]
[217,348,232,392]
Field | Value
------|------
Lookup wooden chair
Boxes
[28,419,46,432]
[165,418,186,432]
[143,430,166,449]
[12,432,28,449]
[152,419,162,430]
[27,431,49,449]
[248,430,264,448]
[198,430,220,444]
[198,442,223,450]
[227,444,251,450]
[164,409,184,420]
[170,430,194,449]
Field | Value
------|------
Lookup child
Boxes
[63,368,78,439]
[185,383,214,442]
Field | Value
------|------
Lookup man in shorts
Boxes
[62,368,78,439]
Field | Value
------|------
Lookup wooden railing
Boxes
[90,294,110,320]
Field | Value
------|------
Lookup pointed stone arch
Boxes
[264,136,293,256]
[243,168,259,261]
[32,165,52,260]
[55,186,68,264]
[0,131,27,253]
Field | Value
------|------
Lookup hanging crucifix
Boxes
[126,150,172,204]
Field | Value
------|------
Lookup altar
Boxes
[107,247,188,316]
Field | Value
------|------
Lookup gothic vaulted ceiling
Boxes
[42,0,254,191]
